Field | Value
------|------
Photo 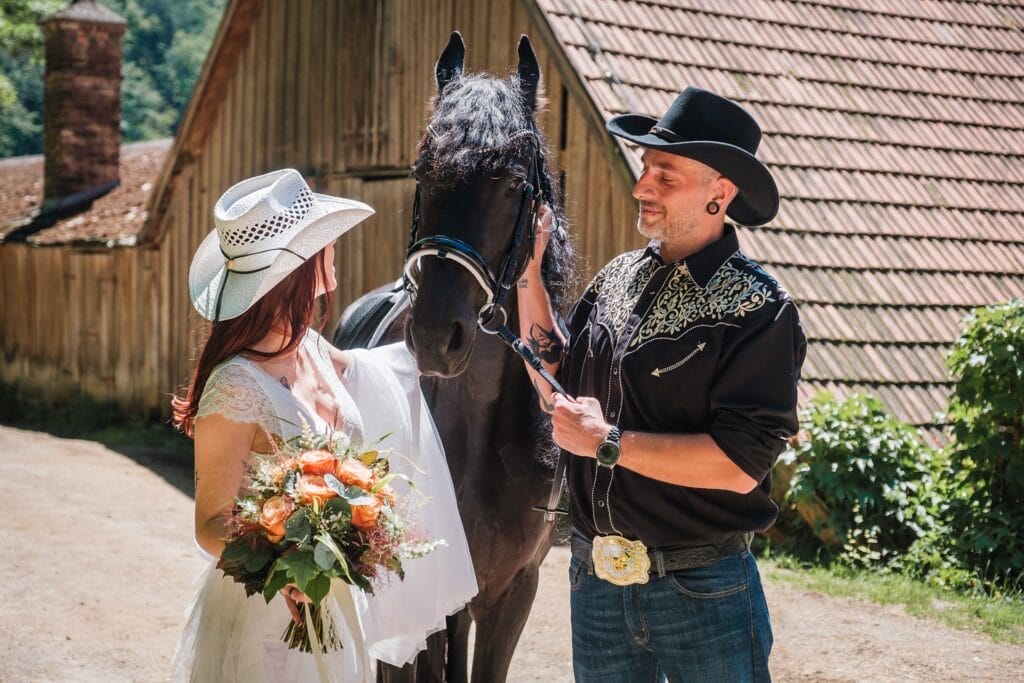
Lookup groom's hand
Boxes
[528,203,555,272]
[551,394,612,457]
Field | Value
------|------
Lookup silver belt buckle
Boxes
[591,535,651,586]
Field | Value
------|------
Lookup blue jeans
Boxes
[569,541,772,682]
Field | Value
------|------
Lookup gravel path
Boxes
[1,425,1021,682]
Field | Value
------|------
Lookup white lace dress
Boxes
[172,330,477,682]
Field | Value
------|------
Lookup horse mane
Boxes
[413,73,578,317]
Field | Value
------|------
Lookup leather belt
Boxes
[571,533,748,575]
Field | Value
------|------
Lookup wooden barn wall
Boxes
[0,243,164,412]
[1,0,639,416]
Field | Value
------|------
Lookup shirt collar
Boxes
[637,224,740,288]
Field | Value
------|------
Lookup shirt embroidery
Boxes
[631,254,773,349]
[589,252,658,346]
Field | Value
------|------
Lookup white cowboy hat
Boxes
[189,169,374,321]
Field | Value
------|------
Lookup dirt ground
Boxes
[2,425,1022,682]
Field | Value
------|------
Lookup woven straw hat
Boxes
[189,169,374,321]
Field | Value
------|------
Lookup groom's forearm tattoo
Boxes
[532,378,555,413]
[527,323,564,363]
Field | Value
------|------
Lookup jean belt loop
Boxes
[654,549,666,577]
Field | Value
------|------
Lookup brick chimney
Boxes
[40,1,126,211]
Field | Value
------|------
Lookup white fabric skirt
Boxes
[172,343,478,682]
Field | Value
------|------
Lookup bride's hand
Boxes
[281,584,310,624]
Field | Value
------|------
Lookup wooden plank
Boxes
[296,0,313,172]
[239,16,255,178]
[307,0,325,174]
[319,0,336,174]
[332,0,346,172]
[224,61,237,184]
[563,97,590,276]
[113,249,134,400]
[283,0,298,168]
[231,69,243,184]
[252,1,268,175]
[266,0,284,169]
[62,253,79,383]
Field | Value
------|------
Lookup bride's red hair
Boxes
[171,249,333,437]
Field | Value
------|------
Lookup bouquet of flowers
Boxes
[217,422,443,653]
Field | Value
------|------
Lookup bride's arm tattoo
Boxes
[526,323,564,363]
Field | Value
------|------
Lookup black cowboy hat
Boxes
[606,86,779,226]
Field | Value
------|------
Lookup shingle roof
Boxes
[536,0,1024,430]
[0,139,170,246]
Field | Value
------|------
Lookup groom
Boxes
[517,87,806,680]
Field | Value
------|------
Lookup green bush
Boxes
[945,299,1024,583]
[783,392,949,569]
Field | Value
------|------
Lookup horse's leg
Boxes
[445,608,472,683]
[418,630,447,683]
[470,567,541,682]
[376,630,445,683]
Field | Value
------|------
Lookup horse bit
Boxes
[402,126,568,520]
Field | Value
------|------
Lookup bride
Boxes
[170,169,476,682]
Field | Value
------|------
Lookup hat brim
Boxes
[607,114,779,226]
[189,194,374,321]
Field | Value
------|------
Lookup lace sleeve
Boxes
[196,363,277,435]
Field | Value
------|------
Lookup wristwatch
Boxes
[595,426,622,468]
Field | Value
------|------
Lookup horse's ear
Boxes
[436,31,465,92]
[516,34,540,111]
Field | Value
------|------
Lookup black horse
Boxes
[334,32,575,682]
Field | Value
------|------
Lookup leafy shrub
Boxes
[945,299,1024,582]
[783,392,949,568]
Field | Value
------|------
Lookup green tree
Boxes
[0,0,63,156]
[946,299,1024,582]
[0,0,225,156]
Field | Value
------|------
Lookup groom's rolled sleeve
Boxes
[708,300,806,484]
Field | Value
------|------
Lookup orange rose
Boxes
[297,474,338,506]
[259,495,294,543]
[351,497,383,531]
[298,450,337,476]
[335,458,375,491]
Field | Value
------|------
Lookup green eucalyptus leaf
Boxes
[263,566,290,604]
[279,549,319,594]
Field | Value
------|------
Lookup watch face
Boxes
[596,441,620,467]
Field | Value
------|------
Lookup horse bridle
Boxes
[402,125,569,521]
[404,127,542,332]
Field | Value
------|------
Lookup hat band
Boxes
[212,245,305,322]
[650,126,685,143]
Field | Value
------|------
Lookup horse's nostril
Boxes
[446,320,465,356]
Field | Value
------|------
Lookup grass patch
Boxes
[0,381,191,456]
[761,554,1024,646]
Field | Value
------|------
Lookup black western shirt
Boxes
[558,224,807,547]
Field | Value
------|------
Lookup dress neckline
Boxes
[233,329,348,435]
